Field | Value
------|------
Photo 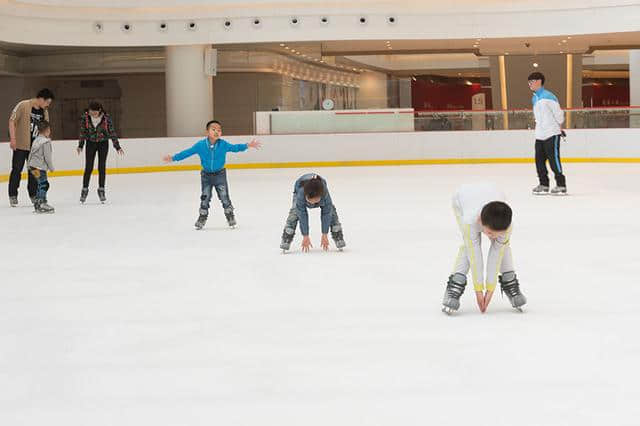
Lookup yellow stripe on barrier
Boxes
[2,157,640,182]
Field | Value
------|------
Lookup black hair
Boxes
[527,72,545,85]
[303,176,324,199]
[37,120,51,133]
[36,88,55,101]
[206,120,222,130]
[480,201,512,231]
[88,101,103,112]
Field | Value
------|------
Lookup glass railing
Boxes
[256,107,640,134]
[415,107,640,131]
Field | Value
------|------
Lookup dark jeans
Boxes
[83,141,109,188]
[32,169,49,201]
[200,169,232,216]
[282,196,342,239]
[535,135,566,187]
[9,149,37,198]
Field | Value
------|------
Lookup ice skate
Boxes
[442,273,467,314]
[224,209,237,228]
[331,226,346,252]
[35,201,55,214]
[532,185,549,195]
[550,186,567,196]
[499,271,527,312]
[97,187,106,204]
[80,187,89,204]
[194,213,208,230]
[280,229,294,253]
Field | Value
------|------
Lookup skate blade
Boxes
[532,192,550,196]
[515,307,524,313]
[281,249,288,254]
[442,306,456,315]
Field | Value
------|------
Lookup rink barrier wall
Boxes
[2,129,640,182]
[3,157,640,183]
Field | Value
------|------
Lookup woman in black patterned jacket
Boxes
[77,102,124,203]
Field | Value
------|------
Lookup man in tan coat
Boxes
[7,88,54,207]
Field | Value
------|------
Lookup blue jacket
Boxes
[172,138,248,172]
[293,173,334,236]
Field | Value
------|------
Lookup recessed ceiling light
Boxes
[562,40,567,43]
[533,62,539,68]
[280,43,285,47]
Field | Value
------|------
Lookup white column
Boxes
[631,50,640,127]
[165,45,213,137]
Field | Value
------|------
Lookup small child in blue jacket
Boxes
[280,173,346,253]
[163,120,261,229]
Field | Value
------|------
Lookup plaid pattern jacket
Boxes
[78,111,121,150]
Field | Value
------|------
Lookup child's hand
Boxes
[475,291,486,313]
[117,148,125,156]
[248,139,262,150]
[321,234,330,251]
[483,290,495,313]
[76,147,83,155]
[301,235,313,252]
[162,155,173,163]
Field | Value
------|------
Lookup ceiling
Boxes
[2,31,640,57]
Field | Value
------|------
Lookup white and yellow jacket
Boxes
[452,183,512,292]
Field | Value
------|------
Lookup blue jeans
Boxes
[35,169,49,202]
[200,169,232,216]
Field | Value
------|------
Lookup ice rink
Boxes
[2,163,639,425]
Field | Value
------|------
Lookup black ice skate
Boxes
[331,225,346,251]
[34,200,55,214]
[280,229,294,253]
[97,187,106,204]
[224,209,237,228]
[194,213,208,230]
[442,273,467,315]
[80,187,89,204]
[499,271,527,312]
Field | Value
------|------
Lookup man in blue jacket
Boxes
[163,120,262,229]
[280,173,346,253]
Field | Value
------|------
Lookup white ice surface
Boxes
[2,164,640,426]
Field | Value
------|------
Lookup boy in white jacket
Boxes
[27,121,55,213]
[442,183,527,314]
[528,72,567,195]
